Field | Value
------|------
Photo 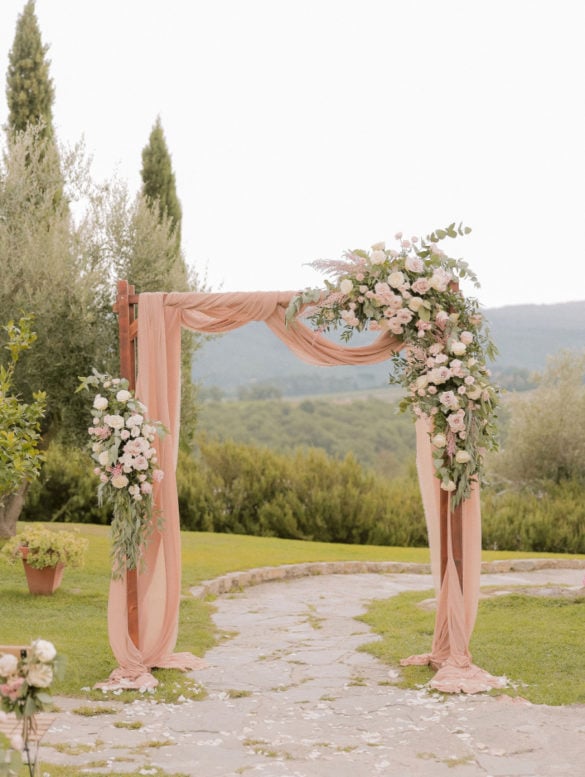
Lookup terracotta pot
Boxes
[20,547,65,595]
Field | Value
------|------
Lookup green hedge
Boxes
[21,441,585,554]
[177,438,427,546]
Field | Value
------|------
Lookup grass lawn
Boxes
[1,523,583,707]
[360,588,585,706]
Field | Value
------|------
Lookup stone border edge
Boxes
[190,557,585,599]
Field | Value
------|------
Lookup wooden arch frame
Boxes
[113,279,464,649]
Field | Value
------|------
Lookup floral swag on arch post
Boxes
[286,223,505,693]
[100,222,505,696]
[286,222,499,507]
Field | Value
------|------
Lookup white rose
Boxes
[431,433,447,448]
[455,450,472,464]
[460,331,474,345]
[371,241,385,251]
[26,664,53,688]
[104,414,125,429]
[339,278,353,295]
[0,653,18,677]
[429,269,451,292]
[31,639,57,662]
[387,271,405,288]
[92,395,108,411]
[441,480,457,492]
[408,296,424,312]
[111,473,129,489]
[466,386,482,400]
[404,255,424,273]
[415,375,428,389]
[98,450,110,466]
[116,389,132,403]
[370,249,387,265]
[450,341,467,356]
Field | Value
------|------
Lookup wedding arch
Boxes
[101,228,502,694]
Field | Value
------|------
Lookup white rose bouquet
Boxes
[78,370,166,578]
[286,224,500,506]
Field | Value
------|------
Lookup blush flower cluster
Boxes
[286,224,499,506]
[0,639,60,723]
[78,370,166,578]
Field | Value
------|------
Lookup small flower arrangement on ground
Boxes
[77,370,166,578]
[1,523,88,570]
[0,641,60,720]
[0,640,62,776]
[286,224,499,506]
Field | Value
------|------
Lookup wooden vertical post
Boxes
[440,490,463,589]
[113,280,140,650]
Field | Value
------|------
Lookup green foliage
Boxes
[2,523,88,569]
[481,480,585,553]
[139,117,200,450]
[197,396,415,479]
[0,127,115,445]
[177,438,427,546]
[0,316,46,504]
[489,350,585,485]
[141,116,182,244]
[6,0,55,141]
[21,442,110,525]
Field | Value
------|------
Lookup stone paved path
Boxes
[42,566,585,776]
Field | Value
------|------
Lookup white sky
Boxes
[0,0,584,309]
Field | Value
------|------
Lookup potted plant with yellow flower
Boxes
[1,524,88,595]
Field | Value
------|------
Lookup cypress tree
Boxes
[139,116,200,448]
[6,0,55,141]
[141,116,182,245]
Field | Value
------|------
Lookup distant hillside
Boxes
[192,300,585,397]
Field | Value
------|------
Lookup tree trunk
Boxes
[0,482,29,538]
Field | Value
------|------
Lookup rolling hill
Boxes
[192,300,585,397]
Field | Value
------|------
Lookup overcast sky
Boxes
[0,0,583,309]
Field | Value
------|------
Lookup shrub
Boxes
[177,437,427,546]
[22,443,110,525]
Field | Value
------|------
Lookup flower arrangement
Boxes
[0,641,60,721]
[286,224,499,506]
[1,523,88,570]
[77,370,166,579]
[0,640,62,776]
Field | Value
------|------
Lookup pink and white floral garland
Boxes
[286,224,499,506]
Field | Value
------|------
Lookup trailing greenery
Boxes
[360,588,585,705]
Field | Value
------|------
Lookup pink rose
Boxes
[411,278,431,294]
[439,391,459,409]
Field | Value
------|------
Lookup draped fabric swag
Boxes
[98,290,503,694]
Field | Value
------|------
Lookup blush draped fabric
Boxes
[99,290,502,694]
